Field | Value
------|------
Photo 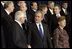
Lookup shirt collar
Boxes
[62,8,66,13]
[32,9,37,12]
[49,8,54,14]
[5,9,10,15]
[1,2,5,7]
[56,13,61,18]
[15,20,23,28]
[36,22,42,25]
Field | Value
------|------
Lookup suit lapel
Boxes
[42,23,46,39]
[33,23,43,39]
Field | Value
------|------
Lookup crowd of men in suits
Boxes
[1,1,71,48]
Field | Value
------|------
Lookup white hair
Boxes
[15,11,24,21]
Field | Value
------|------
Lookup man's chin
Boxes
[35,21,39,23]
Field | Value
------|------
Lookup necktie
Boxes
[39,24,44,38]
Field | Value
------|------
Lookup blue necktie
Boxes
[39,24,44,38]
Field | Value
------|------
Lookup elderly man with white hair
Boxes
[12,11,31,48]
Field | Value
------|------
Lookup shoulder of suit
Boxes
[28,23,35,27]
[42,23,48,27]
[13,21,18,25]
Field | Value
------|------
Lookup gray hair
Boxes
[15,11,24,21]
[4,1,13,9]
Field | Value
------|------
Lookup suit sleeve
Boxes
[46,25,53,48]
[13,23,27,48]
[27,25,31,45]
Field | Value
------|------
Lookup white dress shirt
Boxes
[62,8,66,14]
[32,9,37,12]
[49,8,54,15]
[15,20,23,29]
[5,9,10,15]
[62,8,67,15]
[56,13,61,18]
[36,22,44,35]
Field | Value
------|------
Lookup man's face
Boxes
[18,1,25,6]
[49,2,54,9]
[43,7,48,14]
[32,2,38,10]
[9,2,14,12]
[63,3,68,9]
[35,12,43,23]
[20,3,27,12]
[54,6,60,14]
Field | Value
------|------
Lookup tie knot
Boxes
[39,24,41,29]
[39,24,41,26]
[38,23,44,38]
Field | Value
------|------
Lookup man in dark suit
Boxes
[28,2,38,23]
[46,1,55,32]
[50,4,63,33]
[60,1,70,33]
[60,1,69,16]
[1,1,15,48]
[13,11,31,48]
[48,5,63,46]
[28,10,53,48]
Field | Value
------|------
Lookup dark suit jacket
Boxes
[1,25,6,48]
[24,10,32,23]
[45,9,54,32]
[28,9,36,23]
[28,22,53,48]
[42,14,48,25]
[1,4,6,48]
[50,14,58,33]
[13,21,28,48]
[1,8,15,48]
